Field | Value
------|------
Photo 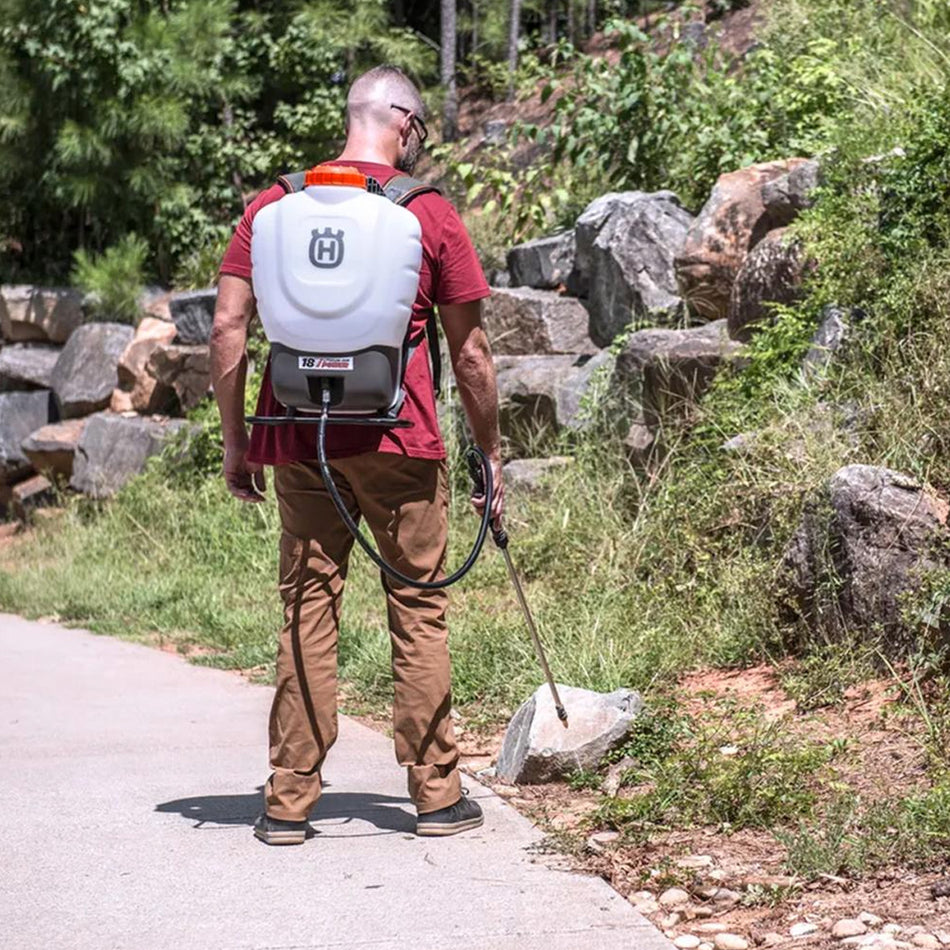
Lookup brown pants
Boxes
[265,453,461,820]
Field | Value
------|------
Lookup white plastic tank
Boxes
[250,167,423,355]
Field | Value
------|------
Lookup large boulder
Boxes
[482,288,596,355]
[170,289,216,345]
[70,412,191,498]
[782,465,950,651]
[0,286,84,344]
[495,351,614,457]
[21,418,86,480]
[674,159,811,322]
[612,319,742,427]
[496,685,644,784]
[146,343,211,412]
[50,322,134,418]
[762,160,821,229]
[507,232,576,290]
[727,228,807,342]
[0,343,61,391]
[116,317,179,414]
[574,191,693,346]
[503,457,574,494]
[0,390,55,483]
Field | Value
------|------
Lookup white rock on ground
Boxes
[713,934,748,950]
[790,922,819,938]
[675,936,701,949]
[834,921,870,939]
[912,936,940,949]
[659,888,691,908]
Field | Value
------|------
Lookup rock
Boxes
[700,944,714,950]
[661,912,683,930]
[803,305,860,377]
[860,915,884,928]
[169,289,216,344]
[482,287,596,355]
[843,937,902,949]
[835,921,870,939]
[11,473,53,520]
[612,320,742,430]
[883,925,904,936]
[675,936,702,949]
[711,888,741,906]
[931,879,950,899]
[577,190,693,347]
[0,390,55,483]
[69,411,191,498]
[790,923,818,937]
[913,937,940,949]
[727,228,807,342]
[586,830,621,852]
[0,286,84,343]
[117,316,179,413]
[495,684,643,784]
[934,934,950,946]
[677,854,715,870]
[695,924,729,935]
[762,160,821,228]
[782,465,950,649]
[50,322,134,418]
[494,351,614,457]
[484,119,508,146]
[721,432,758,454]
[139,287,173,323]
[0,343,60,390]
[630,891,660,914]
[110,388,135,413]
[660,888,692,908]
[503,457,574,493]
[675,159,811,322]
[146,343,211,412]
[602,754,636,796]
[714,935,749,950]
[507,232,576,290]
[761,935,784,947]
[21,418,86,480]
[623,416,658,468]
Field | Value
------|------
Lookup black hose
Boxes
[316,390,494,590]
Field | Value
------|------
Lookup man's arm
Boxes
[439,299,504,522]
[210,274,266,503]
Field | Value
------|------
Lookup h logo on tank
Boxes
[309,227,345,268]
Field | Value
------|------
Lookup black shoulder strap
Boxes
[276,169,444,396]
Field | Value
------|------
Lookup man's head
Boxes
[345,65,428,173]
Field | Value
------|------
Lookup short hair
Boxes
[346,65,426,129]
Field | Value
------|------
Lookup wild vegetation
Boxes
[5,0,950,896]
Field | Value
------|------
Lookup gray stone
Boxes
[50,322,134,419]
[574,191,693,346]
[675,160,811,322]
[146,343,211,412]
[503,457,574,493]
[803,305,860,377]
[762,159,821,228]
[0,390,55,483]
[482,288,596,355]
[727,228,807,342]
[782,465,950,650]
[0,344,61,391]
[507,232,576,290]
[170,289,216,345]
[613,320,742,428]
[484,119,509,146]
[21,418,87,480]
[495,351,615,457]
[495,684,644,784]
[0,285,84,344]
[70,411,191,498]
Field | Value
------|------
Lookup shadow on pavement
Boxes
[155,788,416,835]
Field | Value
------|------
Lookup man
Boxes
[210,65,504,845]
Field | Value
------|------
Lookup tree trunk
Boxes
[507,0,522,100]
[472,0,479,55]
[546,0,557,44]
[566,0,575,46]
[441,0,458,141]
[586,0,596,37]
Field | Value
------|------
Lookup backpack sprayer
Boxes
[246,164,567,724]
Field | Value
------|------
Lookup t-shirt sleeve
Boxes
[218,185,285,280]
[432,201,491,306]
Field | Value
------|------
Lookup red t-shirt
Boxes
[219,161,489,464]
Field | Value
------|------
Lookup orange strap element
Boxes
[304,165,367,188]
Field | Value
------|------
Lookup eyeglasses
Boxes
[390,103,429,144]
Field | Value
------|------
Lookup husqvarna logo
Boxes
[309,227,345,268]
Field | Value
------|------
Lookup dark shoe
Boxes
[417,794,484,837]
[253,813,311,846]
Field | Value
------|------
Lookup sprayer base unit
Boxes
[268,341,405,416]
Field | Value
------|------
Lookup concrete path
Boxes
[0,614,671,950]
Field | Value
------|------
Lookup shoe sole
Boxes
[416,814,485,837]
[253,828,307,846]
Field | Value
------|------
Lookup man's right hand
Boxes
[224,442,267,503]
[471,454,505,526]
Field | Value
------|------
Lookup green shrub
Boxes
[71,234,147,324]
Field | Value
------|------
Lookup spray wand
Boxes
[468,455,569,728]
